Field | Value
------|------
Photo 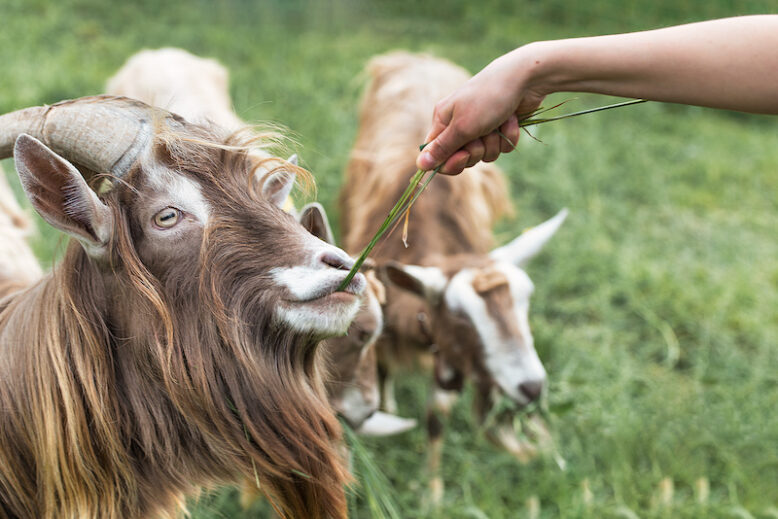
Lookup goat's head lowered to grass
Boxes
[385,209,568,410]
[0,95,363,519]
[299,203,416,435]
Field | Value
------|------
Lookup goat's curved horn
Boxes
[0,95,185,178]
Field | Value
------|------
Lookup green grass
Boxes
[2,1,777,517]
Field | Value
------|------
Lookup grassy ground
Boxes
[2,1,777,517]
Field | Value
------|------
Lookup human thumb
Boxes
[416,125,461,171]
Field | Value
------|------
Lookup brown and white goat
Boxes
[107,47,412,433]
[340,51,567,502]
[0,96,366,519]
[0,163,42,298]
[298,203,417,435]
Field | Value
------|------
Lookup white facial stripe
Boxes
[445,267,546,404]
[146,166,211,224]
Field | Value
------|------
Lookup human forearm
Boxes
[521,15,778,114]
[417,15,778,173]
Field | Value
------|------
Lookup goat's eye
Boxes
[153,207,182,229]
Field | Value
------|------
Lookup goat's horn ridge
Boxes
[0,95,185,179]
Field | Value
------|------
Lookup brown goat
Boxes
[107,48,410,432]
[110,47,423,431]
[0,96,368,518]
[340,51,567,502]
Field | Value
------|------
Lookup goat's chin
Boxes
[274,295,361,338]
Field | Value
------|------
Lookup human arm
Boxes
[418,15,778,174]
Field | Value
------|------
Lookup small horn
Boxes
[0,95,185,178]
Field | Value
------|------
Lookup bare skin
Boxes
[417,15,778,175]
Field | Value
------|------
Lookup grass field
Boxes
[2,1,777,517]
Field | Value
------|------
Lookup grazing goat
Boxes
[0,164,42,299]
[298,203,417,435]
[0,95,367,519]
[340,51,567,502]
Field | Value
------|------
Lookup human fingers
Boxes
[482,131,502,163]
[499,115,520,153]
[418,97,459,170]
[463,139,486,168]
[439,149,470,176]
[417,118,476,171]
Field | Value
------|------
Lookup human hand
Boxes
[416,49,546,174]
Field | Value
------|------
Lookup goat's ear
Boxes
[262,169,296,208]
[14,134,112,258]
[383,261,448,303]
[298,202,335,245]
[365,269,386,305]
[490,208,568,267]
[357,411,417,436]
[286,153,299,166]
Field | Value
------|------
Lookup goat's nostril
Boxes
[320,251,354,271]
[519,381,543,402]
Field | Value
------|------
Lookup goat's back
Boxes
[341,51,512,263]
[106,47,244,130]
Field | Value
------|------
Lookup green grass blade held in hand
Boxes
[338,98,646,290]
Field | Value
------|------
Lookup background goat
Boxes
[340,51,567,503]
[106,47,245,131]
[0,96,366,518]
[0,163,42,299]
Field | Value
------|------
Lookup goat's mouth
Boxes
[272,269,366,337]
[285,271,367,305]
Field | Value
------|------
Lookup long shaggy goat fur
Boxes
[0,125,348,519]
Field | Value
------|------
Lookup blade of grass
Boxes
[342,420,402,519]
[519,98,646,127]
[336,169,425,290]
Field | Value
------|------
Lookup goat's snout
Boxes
[518,380,544,403]
[319,250,355,271]
[314,248,366,296]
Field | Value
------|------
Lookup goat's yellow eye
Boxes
[153,207,182,229]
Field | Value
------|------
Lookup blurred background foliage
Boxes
[1,1,776,517]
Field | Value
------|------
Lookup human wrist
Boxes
[509,41,562,99]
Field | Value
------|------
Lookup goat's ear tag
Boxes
[298,202,335,245]
[262,169,296,208]
[383,261,447,303]
[14,134,113,258]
